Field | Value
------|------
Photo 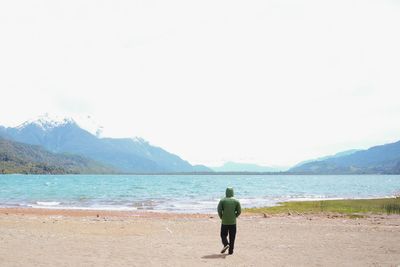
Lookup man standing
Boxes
[217,187,241,255]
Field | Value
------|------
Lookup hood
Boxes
[225,187,234,197]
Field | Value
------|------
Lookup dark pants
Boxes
[220,224,236,253]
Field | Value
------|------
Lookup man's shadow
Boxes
[201,254,228,259]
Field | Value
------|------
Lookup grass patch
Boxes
[384,202,400,214]
[245,197,400,216]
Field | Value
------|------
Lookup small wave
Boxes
[27,203,138,211]
[35,201,61,206]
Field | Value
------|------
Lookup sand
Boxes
[0,208,399,267]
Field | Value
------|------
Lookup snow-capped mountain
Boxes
[0,115,211,173]
[16,114,75,131]
[16,113,105,138]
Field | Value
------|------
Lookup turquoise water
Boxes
[0,174,399,213]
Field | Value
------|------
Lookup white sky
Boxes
[1,0,400,167]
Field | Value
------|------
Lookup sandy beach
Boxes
[0,208,399,267]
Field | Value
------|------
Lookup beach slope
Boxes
[0,209,399,266]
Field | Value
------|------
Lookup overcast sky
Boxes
[1,0,400,167]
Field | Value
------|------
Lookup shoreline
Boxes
[0,196,398,216]
[1,196,399,219]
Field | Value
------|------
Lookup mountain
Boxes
[0,115,212,173]
[211,161,288,172]
[289,141,400,174]
[291,149,361,169]
[0,137,115,174]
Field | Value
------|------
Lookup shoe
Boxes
[228,251,233,255]
[220,244,229,253]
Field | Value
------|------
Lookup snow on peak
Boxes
[16,113,104,137]
[17,113,76,131]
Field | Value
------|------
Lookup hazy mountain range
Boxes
[211,162,287,172]
[1,115,400,174]
[290,141,400,174]
[0,115,210,173]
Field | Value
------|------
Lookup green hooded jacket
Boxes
[217,187,241,225]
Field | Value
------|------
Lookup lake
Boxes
[0,174,399,213]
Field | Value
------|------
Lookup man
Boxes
[217,187,241,255]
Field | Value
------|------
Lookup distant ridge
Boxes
[0,137,115,174]
[289,140,400,174]
[291,149,361,169]
[0,115,212,173]
[211,161,288,172]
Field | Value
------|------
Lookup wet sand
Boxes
[0,208,399,266]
